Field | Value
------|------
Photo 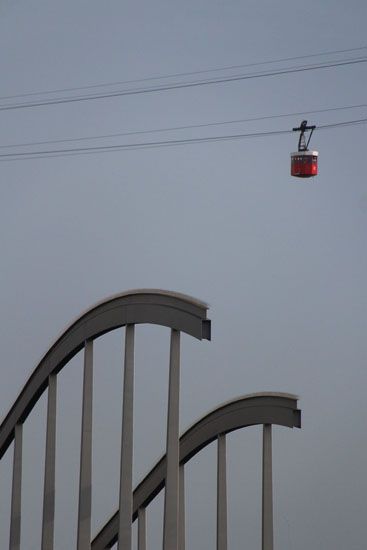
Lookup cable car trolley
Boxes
[291,120,318,178]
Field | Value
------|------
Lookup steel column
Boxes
[41,374,57,550]
[9,423,22,550]
[262,424,273,550]
[179,465,185,550]
[137,508,146,550]
[163,329,181,550]
[217,434,227,550]
[118,324,135,550]
[77,340,93,550]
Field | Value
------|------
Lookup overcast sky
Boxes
[0,1,366,549]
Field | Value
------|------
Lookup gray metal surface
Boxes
[9,423,22,550]
[118,324,135,550]
[0,290,210,461]
[77,341,93,550]
[91,393,301,549]
[179,465,185,550]
[262,424,273,550]
[41,374,57,550]
[137,508,146,550]
[217,434,227,550]
[163,329,181,550]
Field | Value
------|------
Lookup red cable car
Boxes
[291,120,318,178]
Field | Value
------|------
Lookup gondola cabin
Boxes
[291,150,318,178]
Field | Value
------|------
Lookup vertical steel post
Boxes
[179,464,185,550]
[41,374,57,550]
[118,324,135,550]
[77,340,93,550]
[138,507,146,550]
[9,423,23,550]
[262,424,273,550]
[217,434,227,550]
[163,329,181,550]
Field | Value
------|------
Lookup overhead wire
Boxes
[0,57,366,112]
[1,103,366,150]
[1,45,366,103]
[1,118,366,162]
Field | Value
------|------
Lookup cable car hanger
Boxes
[293,120,316,151]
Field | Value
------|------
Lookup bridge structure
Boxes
[0,290,301,550]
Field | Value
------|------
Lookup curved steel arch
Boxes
[0,289,210,460]
[92,392,301,549]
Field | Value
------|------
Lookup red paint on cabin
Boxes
[291,151,318,178]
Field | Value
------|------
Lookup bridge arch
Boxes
[0,289,210,458]
[0,289,210,550]
[0,290,301,550]
[92,392,301,549]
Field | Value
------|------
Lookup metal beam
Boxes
[262,424,273,550]
[179,465,185,550]
[217,434,227,550]
[137,508,146,550]
[118,325,135,550]
[41,374,57,550]
[163,329,181,550]
[9,423,22,550]
[77,340,93,550]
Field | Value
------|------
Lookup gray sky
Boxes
[0,1,366,549]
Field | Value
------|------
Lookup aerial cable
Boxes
[316,118,367,129]
[0,129,292,160]
[1,103,366,150]
[0,118,366,162]
[0,57,366,113]
[1,45,366,103]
